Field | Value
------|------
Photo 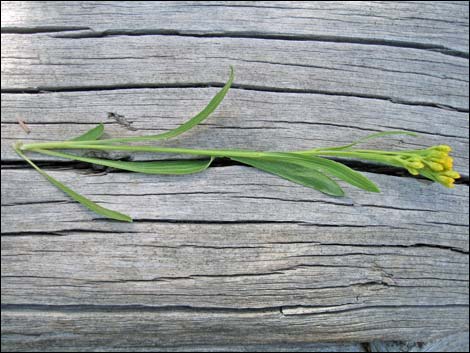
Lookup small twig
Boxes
[16,117,31,134]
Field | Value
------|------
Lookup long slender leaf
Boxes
[35,149,214,175]
[70,123,104,141]
[14,146,132,222]
[235,152,378,193]
[289,154,380,192]
[147,66,234,141]
[317,130,418,151]
[231,155,345,196]
[70,67,235,145]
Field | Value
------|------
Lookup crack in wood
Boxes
[1,303,467,316]
[4,27,462,59]
[2,152,469,182]
[2,83,468,113]
[1,26,91,34]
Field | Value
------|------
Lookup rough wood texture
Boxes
[2,33,468,111]
[370,331,469,352]
[2,168,469,349]
[1,1,469,53]
[1,1,469,352]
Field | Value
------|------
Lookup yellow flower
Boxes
[408,161,425,169]
[424,161,444,172]
[322,143,460,189]
[442,156,453,170]
[437,175,455,188]
[400,145,460,188]
[435,145,452,153]
[443,170,460,179]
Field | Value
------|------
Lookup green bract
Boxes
[15,68,460,222]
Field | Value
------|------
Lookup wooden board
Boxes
[1,1,469,351]
[1,167,469,350]
[2,33,468,112]
[2,1,469,53]
[2,169,468,318]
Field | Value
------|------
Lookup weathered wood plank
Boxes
[1,34,468,110]
[370,331,469,352]
[2,1,468,350]
[2,168,468,324]
[412,331,469,352]
[2,89,468,173]
[2,167,468,235]
[1,306,466,352]
[1,1,468,53]
[2,220,469,305]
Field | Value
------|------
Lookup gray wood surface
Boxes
[1,1,469,352]
[370,331,469,352]
[1,1,469,53]
[2,33,468,111]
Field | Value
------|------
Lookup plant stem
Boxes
[21,141,269,158]
[20,141,407,164]
[294,149,404,164]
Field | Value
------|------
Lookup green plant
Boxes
[14,68,461,222]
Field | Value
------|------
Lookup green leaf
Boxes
[70,123,104,141]
[319,130,418,151]
[292,155,380,192]
[14,146,132,222]
[231,155,345,197]
[74,67,235,145]
[35,149,214,175]
[150,66,234,141]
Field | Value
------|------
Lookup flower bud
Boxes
[443,170,460,179]
[437,175,455,188]
[408,161,424,169]
[429,151,447,159]
[434,145,452,153]
[425,161,444,172]
[407,167,420,175]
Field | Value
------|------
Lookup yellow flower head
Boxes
[437,175,455,188]
[425,161,444,172]
[443,170,461,179]
[435,145,452,153]
[398,145,460,188]
[442,156,453,170]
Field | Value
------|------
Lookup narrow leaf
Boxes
[259,152,379,192]
[74,67,235,145]
[319,130,418,151]
[293,155,380,192]
[14,147,132,222]
[231,155,345,196]
[70,123,104,141]
[152,66,234,141]
[35,149,214,175]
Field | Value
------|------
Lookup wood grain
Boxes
[1,307,467,352]
[1,1,469,53]
[2,33,468,111]
[2,167,468,304]
[1,1,469,351]
[370,331,469,352]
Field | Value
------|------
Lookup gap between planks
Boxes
[0,28,467,59]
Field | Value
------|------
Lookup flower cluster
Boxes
[396,145,460,188]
